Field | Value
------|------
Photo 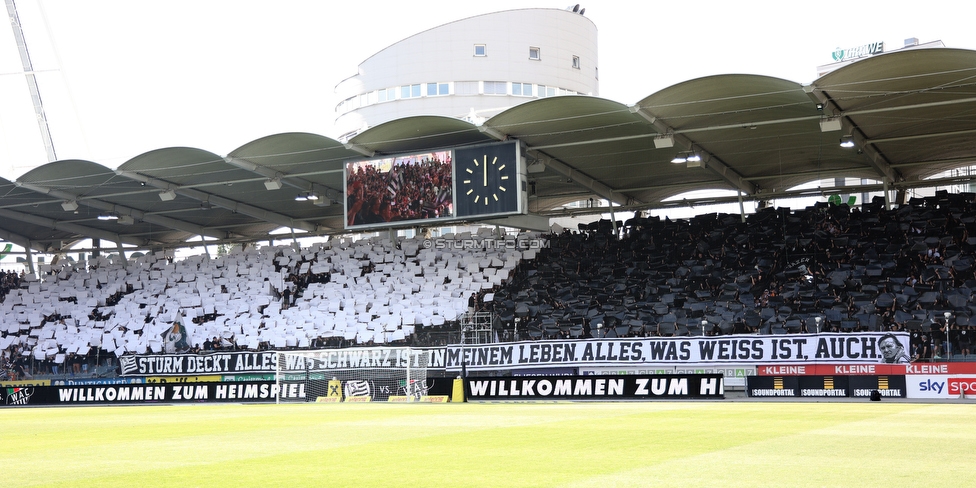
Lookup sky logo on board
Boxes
[917,379,944,394]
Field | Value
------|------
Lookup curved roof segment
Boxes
[812,48,976,182]
[3,48,976,254]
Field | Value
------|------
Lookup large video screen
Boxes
[344,150,453,229]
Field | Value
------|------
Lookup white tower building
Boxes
[334,7,598,141]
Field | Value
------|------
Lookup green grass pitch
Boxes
[3,401,974,487]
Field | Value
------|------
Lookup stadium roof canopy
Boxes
[3,48,976,254]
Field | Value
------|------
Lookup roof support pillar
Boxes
[883,177,891,211]
[803,86,900,183]
[343,142,374,157]
[480,121,635,206]
[630,105,756,195]
[0,228,33,252]
[223,156,342,208]
[0,208,144,247]
[607,192,618,239]
[203,237,212,259]
[14,181,230,240]
[115,169,324,234]
[531,153,631,206]
[116,241,128,268]
[24,241,34,275]
[738,190,746,223]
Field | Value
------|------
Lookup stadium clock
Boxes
[454,141,521,218]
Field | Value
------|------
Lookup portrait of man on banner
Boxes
[879,333,911,364]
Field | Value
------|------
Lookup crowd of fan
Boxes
[346,156,453,226]
[0,270,22,302]
[2,344,100,381]
[490,193,976,360]
[0,230,523,377]
[5,192,976,379]
[1,306,117,380]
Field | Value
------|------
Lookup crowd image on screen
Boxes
[346,153,453,227]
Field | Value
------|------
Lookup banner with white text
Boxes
[118,333,909,376]
[120,348,448,376]
[119,351,279,376]
[446,333,910,372]
[0,381,306,407]
[465,374,724,401]
[580,365,755,388]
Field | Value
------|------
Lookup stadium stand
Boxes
[0,229,540,379]
[490,193,976,361]
[7,191,976,379]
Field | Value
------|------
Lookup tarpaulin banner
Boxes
[120,348,449,376]
[447,333,911,371]
[119,351,278,376]
[579,365,756,388]
[465,374,724,401]
[0,381,304,406]
[119,333,912,377]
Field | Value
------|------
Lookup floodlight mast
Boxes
[5,0,58,162]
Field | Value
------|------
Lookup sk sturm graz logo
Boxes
[344,380,372,399]
[119,356,139,375]
[5,387,34,406]
[832,48,845,62]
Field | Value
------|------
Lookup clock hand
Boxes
[483,155,488,186]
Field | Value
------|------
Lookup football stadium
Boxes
[2,4,976,487]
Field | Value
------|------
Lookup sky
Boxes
[1,0,974,181]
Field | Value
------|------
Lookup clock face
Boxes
[463,154,506,205]
[454,142,521,218]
